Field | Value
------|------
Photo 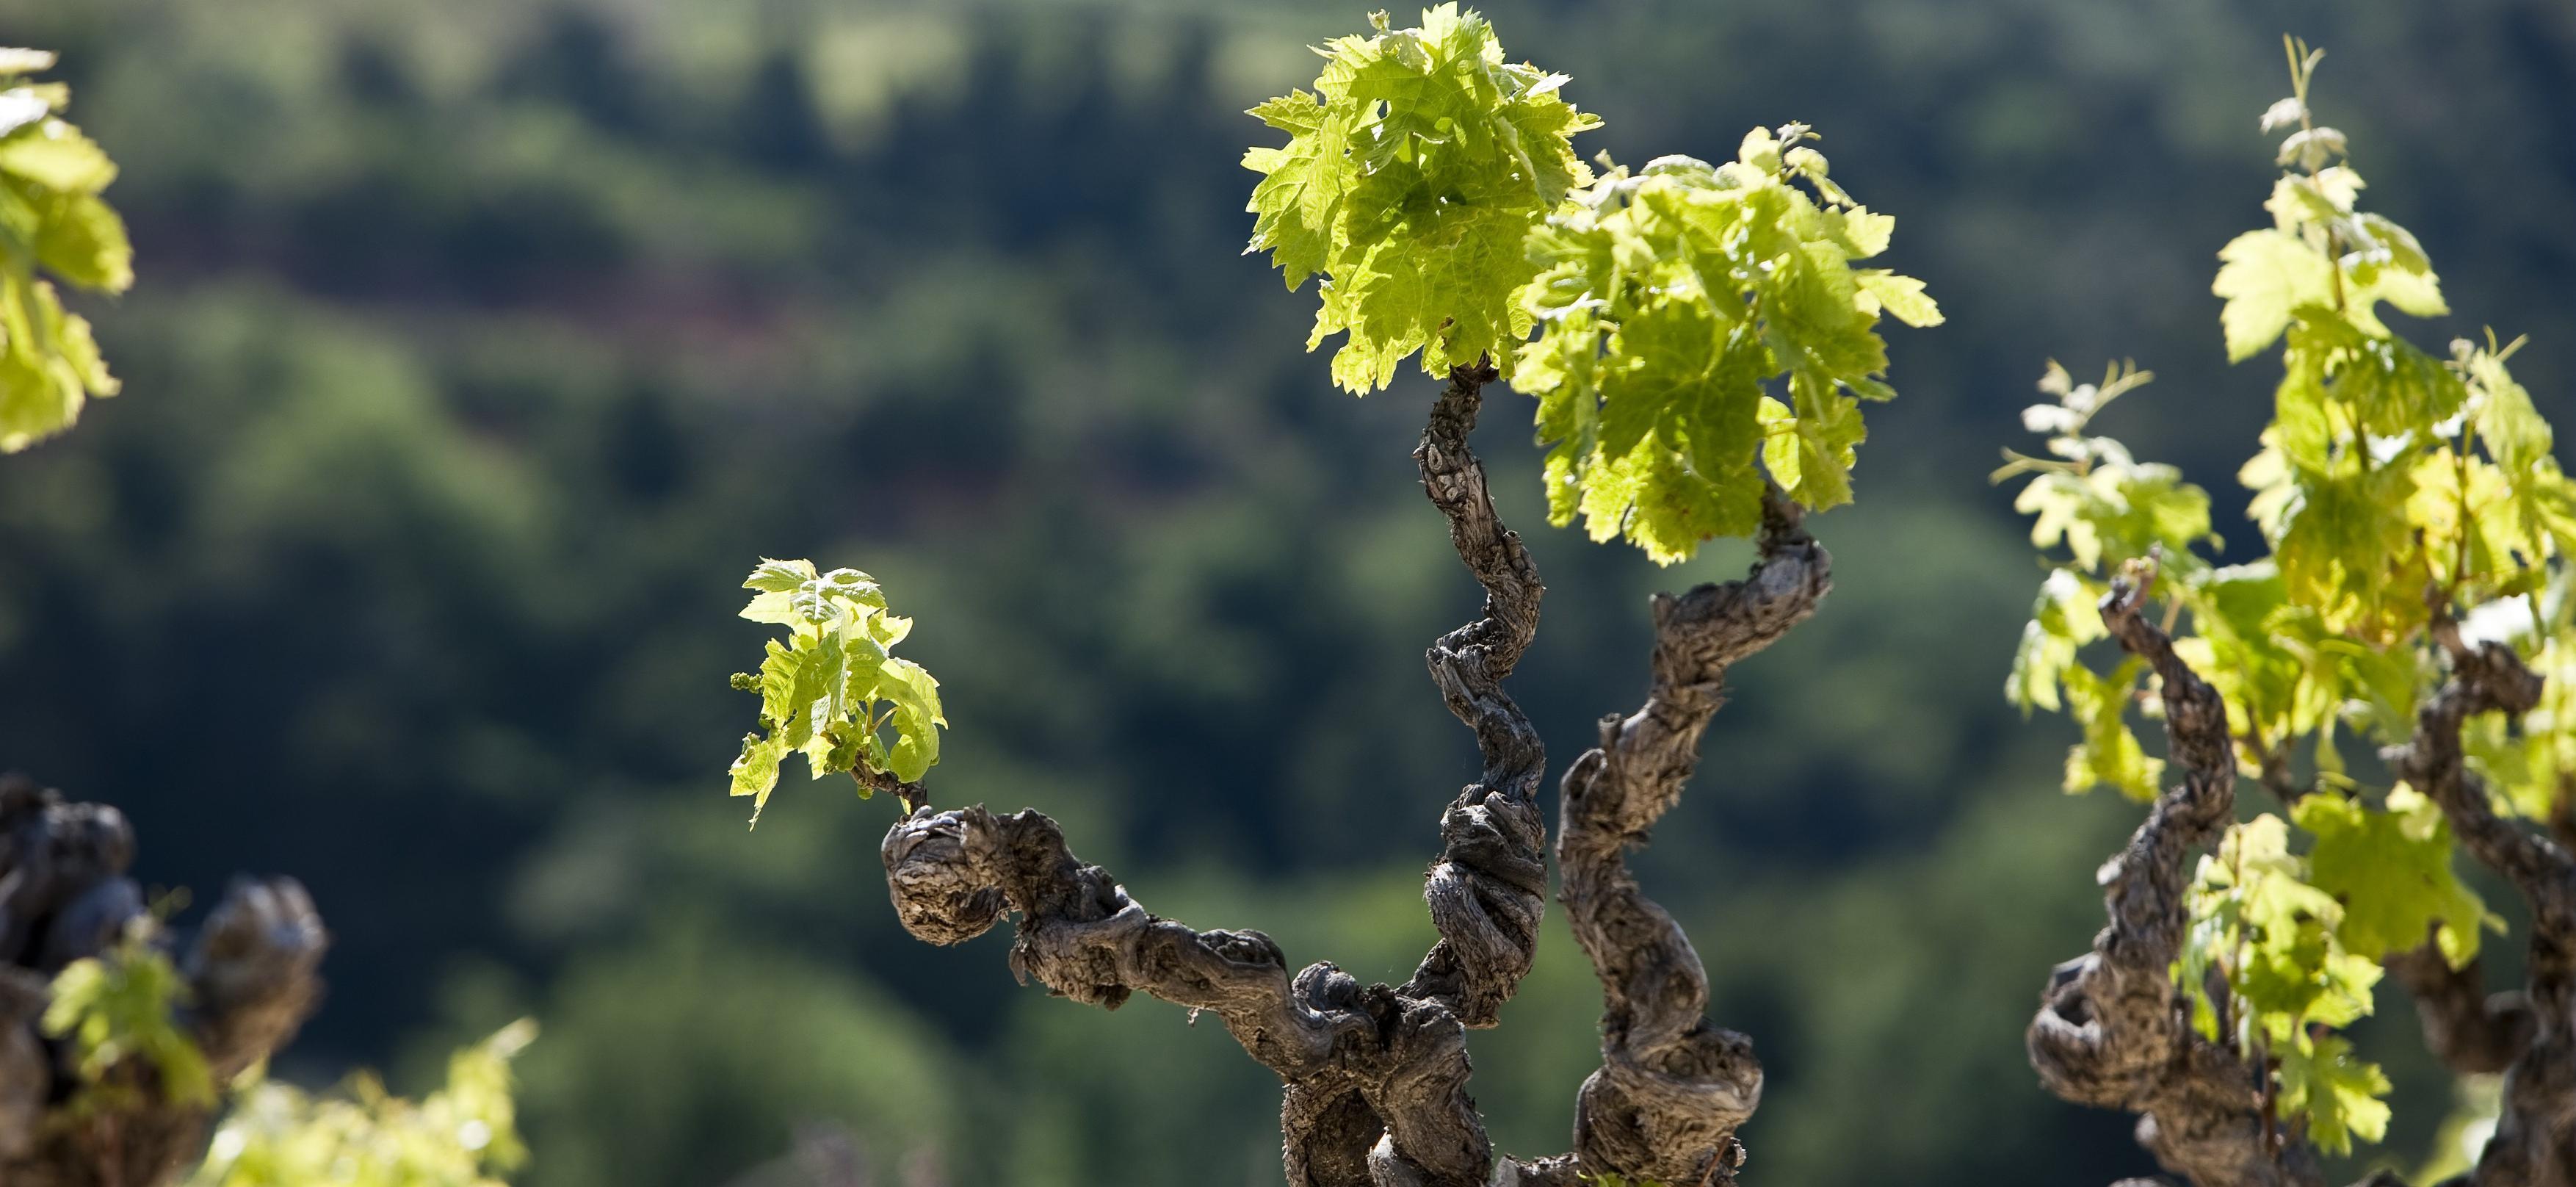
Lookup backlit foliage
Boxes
[1522,131,1939,562]
[187,1020,536,1187]
[0,46,131,453]
[1243,4,1598,393]
[726,559,946,825]
[1246,7,1936,563]
[2000,38,2566,1155]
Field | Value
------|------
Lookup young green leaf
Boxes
[2061,657,2160,801]
[1243,4,1599,392]
[2276,1033,2392,1156]
[2295,786,2495,967]
[726,559,944,826]
[2213,228,2331,363]
[1518,132,1933,562]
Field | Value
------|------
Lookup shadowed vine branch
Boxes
[2025,565,2323,1187]
[2384,623,2575,1187]
[1400,359,1549,1031]
[2384,945,2533,1078]
[1554,488,1829,1186]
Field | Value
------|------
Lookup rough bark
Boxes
[1400,358,1549,1033]
[880,365,1555,1187]
[2383,625,2576,1187]
[1553,488,1828,1186]
[2025,566,2324,1187]
[0,773,328,1187]
[883,772,1525,1187]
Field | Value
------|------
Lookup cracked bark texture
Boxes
[1399,359,1547,1033]
[2025,570,2324,1187]
[882,366,1557,1187]
[2383,627,2575,1187]
[1553,488,1828,1186]
[0,773,328,1187]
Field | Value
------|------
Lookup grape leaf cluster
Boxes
[2001,40,2564,1155]
[0,47,131,454]
[1243,4,1599,394]
[2000,360,2218,800]
[726,559,945,826]
[1245,8,1936,563]
[1517,131,1939,563]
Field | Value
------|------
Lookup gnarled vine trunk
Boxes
[882,365,1832,1186]
[0,773,328,1187]
[2027,572,2576,1187]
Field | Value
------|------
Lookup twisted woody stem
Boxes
[2025,563,2322,1187]
[2383,622,2575,1187]
[1400,359,1548,1029]
[880,364,1552,1187]
[1554,488,1829,1186]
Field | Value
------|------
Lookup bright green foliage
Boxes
[1243,4,1599,392]
[0,46,132,453]
[2061,657,2160,801]
[727,558,946,826]
[2005,567,2104,715]
[1517,130,1938,563]
[2277,1033,2395,1157]
[2217,43,2566,646]
[42,925,215,1111]
[2175,815,2390,1153]
[2000,38,2568,1155]
[1244,10,1935,561]
[2295,785,2496,967]
[2177,815,2379,1046]
[2005,363,2215,580]
[1997,361,2215,798]
[188,1020,535,1187]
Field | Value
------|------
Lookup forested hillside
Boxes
[0,1,2566,1184]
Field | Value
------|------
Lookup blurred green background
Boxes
[0,0,2569,1183]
